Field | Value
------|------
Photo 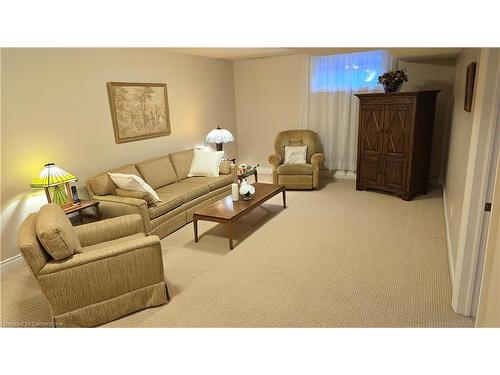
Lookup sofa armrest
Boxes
[311,153,324,169]
[230,163,238,183]
[92,194,151,232]
[74,214,144,247]
[268,154,282,169]
[37,236,165,316]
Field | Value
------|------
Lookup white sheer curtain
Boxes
[301,50,397,172]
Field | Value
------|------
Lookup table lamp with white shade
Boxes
[30,163,78,207]
[205,125,235,152]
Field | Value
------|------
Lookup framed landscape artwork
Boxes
[464,62,476,112]
[107,82,171,143]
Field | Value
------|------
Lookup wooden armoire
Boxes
[354,91,439,201]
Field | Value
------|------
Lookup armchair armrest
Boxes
[74,214,144,247]
[268,154,282,169]
[37,235,165,316]
[39,235,160,275]
[311,153,324,169]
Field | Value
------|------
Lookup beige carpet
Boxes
[1,176,474,327]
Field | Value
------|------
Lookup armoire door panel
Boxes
[382,159,406,192]
[384,103,412,158]
[360,156,381,188]
[360,105,384,156]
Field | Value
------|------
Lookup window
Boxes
[310,50,389,93]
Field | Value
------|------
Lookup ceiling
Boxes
[170,48,463,61]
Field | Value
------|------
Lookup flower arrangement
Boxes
[238,163,259,179]
[239,179,255,201]
[377,70,408,92]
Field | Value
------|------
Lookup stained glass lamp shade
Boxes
[205,126,235,151]
[31,163,77,206]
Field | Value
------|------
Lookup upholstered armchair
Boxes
[268,130,324,190]
[17,203,169,327]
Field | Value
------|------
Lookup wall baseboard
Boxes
[333,170,356,179]
[257,167,357,180]
[0,254,24,274]
[256,166,272,175]
[442,185,455,288]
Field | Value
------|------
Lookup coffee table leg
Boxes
[227,221,234,250]
[194,218,199,243]
[282,190,286,208]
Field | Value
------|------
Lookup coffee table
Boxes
[193,183,286,250]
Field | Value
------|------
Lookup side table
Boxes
[238,168,258,183]
[64,200,101,225]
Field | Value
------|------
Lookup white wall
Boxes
[1,48,237,262]
[442,49,481,270]
[398,59,456,180]
[233,54,308,167]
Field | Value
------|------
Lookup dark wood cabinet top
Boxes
[355,90,440,98]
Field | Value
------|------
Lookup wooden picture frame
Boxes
[107,82,171,143]
[464,62,476,112]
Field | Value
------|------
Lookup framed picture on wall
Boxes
[107,82,171,143]
[464,62,476,112]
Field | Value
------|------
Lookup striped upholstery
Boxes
[36,203,81,260]
[17,212,169,327]
[136,155,178,189]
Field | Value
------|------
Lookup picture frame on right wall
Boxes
[464,62,476,112]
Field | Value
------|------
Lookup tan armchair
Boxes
[17,203,169,327]
[268,130,324,189]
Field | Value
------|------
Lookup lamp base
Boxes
[43,182,74,207]
[52,185,68,206]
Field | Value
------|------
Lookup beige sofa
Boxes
[86,148,237,239]
[18,204,168,327]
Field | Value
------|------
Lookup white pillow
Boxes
[108,173,161,203]
[188,149,224,177]
[284,145,308,164]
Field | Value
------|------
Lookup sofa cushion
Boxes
[169,149,194,180]
[89,164,142,196]
[36,203,81,260]
[149,192,184,219]
[183,175,233,191]
[114,188,157,206]
[80,233,145,253]
[156,180,209,203]
[136,155,178,189]
[277,163,313,175]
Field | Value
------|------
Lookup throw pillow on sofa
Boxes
[284,145,308,164]
[36,203,81,260]
[108,173,161,203]
[188,149,224,177]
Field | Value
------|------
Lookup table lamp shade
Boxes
[31,163,77,188]
[31,163,77,206]
[205,126,234,151]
